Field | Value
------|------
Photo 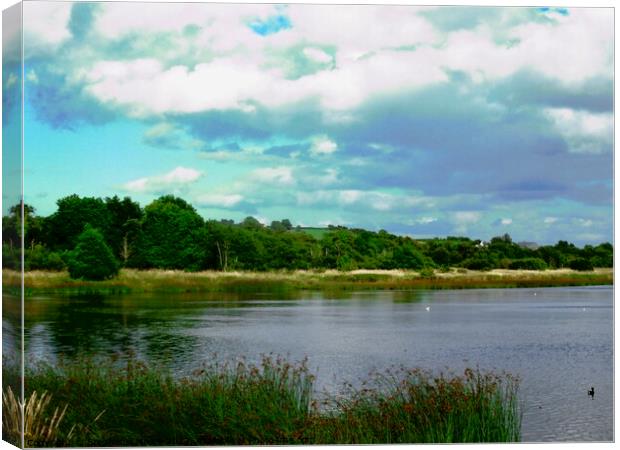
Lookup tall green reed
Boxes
[8,355,520,446]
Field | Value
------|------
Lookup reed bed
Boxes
[5,267,613,296]
[308,367,521,444]
[2,386,75,447]
[4,356,521,446]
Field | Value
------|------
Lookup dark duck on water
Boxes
[588,387,594,397]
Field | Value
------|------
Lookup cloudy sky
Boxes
[4,2,614,245]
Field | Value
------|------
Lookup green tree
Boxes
[104,195,143,262]
[389,241,430,270]
[2,202,40,249]
[129,196,205,270]
[508,258,548,270]
[25,244,65,271]
[569,257,594,271]
[241,216,263,230]
[204,220,233,271]
[44,195,111,251]
[320,229,359,270]
[269,220,290,232]
[281,219,293,230]
[67,225,119,280]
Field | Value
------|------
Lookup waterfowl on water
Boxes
[425,306,431,311]
[588,387,594,397]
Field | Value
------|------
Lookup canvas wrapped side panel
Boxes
[2,2,24,448]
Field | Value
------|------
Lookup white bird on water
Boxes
[425,306,431,311]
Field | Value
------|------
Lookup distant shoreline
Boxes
[3,268,613,296]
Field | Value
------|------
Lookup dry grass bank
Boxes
[2,267,612,295]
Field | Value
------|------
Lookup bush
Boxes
[508,258,548,271]
[315,367,521,444]
[26,244,66,271]
[419,267,435,278]
[67,225,119,280]
[2,243,20,270]
[569,258,594,271]
[590,255,613,268]
[461,257,495,271]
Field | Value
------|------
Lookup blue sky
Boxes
[4,3,614,245]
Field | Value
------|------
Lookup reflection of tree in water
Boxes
[391,290,423,304]
[23,294,202,370]
[3,295,23,373]
[17,289,419,373]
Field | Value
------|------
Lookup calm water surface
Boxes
[4,286,613,442]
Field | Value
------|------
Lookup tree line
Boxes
[2,194,613,280]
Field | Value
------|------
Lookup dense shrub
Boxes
[508,258,548,271]
[2,243,20,270]
[67,226,119,280]
[25,245,66,271]
[569,258,594,271]
[590,254,613,268]
[461,257,495,271]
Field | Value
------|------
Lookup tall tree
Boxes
[44,195,111,250]
[104,196,143,262]
[67,225,119,280]
[129,196,205,270]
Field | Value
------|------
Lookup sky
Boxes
[2,2,614,246]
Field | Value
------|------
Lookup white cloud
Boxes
[302,47,332,63]
[250,166,295,186]
[80,5,611,117]
[369,143,396,153]
[346,158,368,167]
[418,217,437,224]
[577,218,594,227]
[122,166,202,193]
[195,193,244,208]
[93,3,278,39]
[144,122,176,139]
[303,168,340,187]
[454,211,481,223]
[453,211,481,234]
[285,5,439,59]
[437,9,612,84]
[544,217,559,224]
[26,70,39,84]
[85,58,275,115]
[28,4,613,120]
[500,218,513,225]
[544,108,613,154]
[82,25,449,115]
[310,136,338,156]
[507,9,612,83]
[5,73,17,88]
[407,216,437,225]
[297,189,432,212]
[23,2,72,54]
[339,190,363,205]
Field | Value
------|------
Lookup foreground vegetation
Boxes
[2,195,613,281]
[3,356,520,446]
[4,267,612,295]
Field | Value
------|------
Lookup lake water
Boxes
[3,285,613,442]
